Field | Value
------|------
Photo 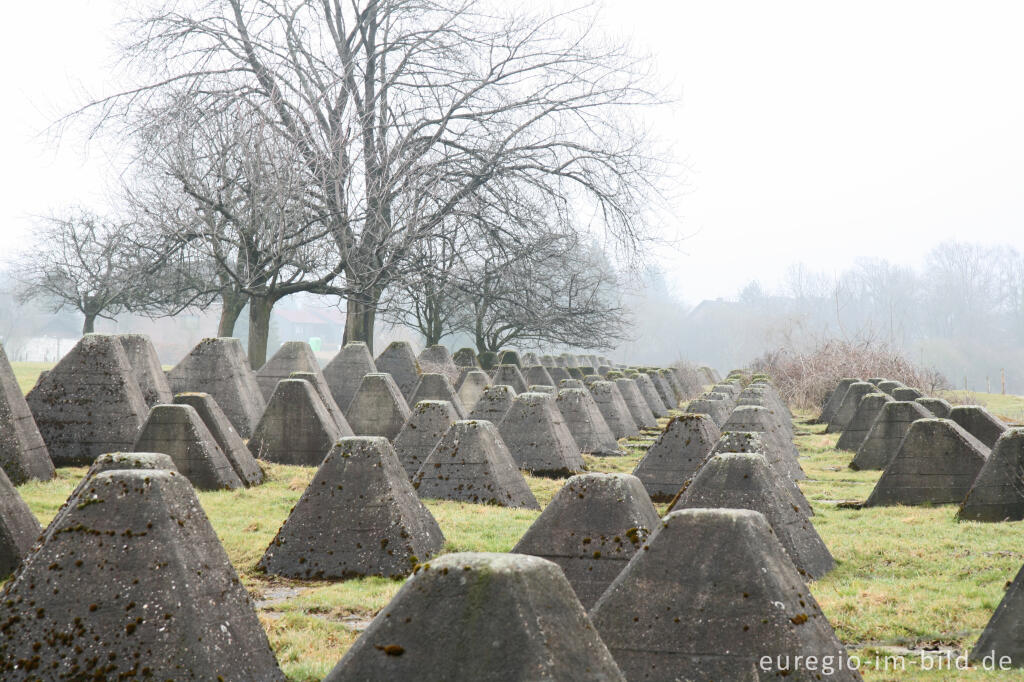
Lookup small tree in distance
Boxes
[12,208,190,335]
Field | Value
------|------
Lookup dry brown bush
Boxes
[751,339,947,410]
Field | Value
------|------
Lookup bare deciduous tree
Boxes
[126,94,345,367]
[11,209,190,334]
[71,0,663,352]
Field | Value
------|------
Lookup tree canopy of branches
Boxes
[126,94,344,367]
[73,0,662,353]
[384,201,630,352]
[12,209,194,334]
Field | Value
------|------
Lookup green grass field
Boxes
[941,390,1024,425]
[10,360,1024,679]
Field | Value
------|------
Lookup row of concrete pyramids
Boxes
[311,399,850,679]
[1,413,852,680]
[245,339,709,476]
[818,376,1024,668]
[0,333,668,480]
[0,333,175,481]
[15,362,1024,677]
[820,377,1024,520]
[2,331,703,497]
[6,333,268,493]
[328,508,854,681]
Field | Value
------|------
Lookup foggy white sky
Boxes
[1,1,1022,303]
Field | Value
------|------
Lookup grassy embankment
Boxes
[11,361,1024,679]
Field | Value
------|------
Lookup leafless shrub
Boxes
[751,338,948,410]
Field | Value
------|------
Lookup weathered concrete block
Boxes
[49,451,179,529]
[375,341,421,401]
[722,405,805,483]
[589,380,639,439]
[633,373,669,418]
[467,384,517,423]
[590,509,858,681]
[711,382,740,397]
[455,369,490,413]
[835,392,893,452]
[556,388,623,456]
[818,378,857,424]
[393,400,459,477]
[324,552,624,681]
[512,473,657,608]
[346,373,412,440]
[409,373,466,418]
[412,420,539,509]
[916,396,952,419]
[521,351,540,367]
[705,390,736,408]
[950,405,1008,449]
[972,559,1024,667]
[248,379,342,466]
[0,343,53,484]
[491,364,528,394]
[0,470,284,680]
[133,404,243,490]
[166,337,265,438]
[827,381,877,433]
[864,418,990,507]
[498,392,584,477]
[0,466,40,576]
[645,370,676,410]
[547,366,571,383]
[259,437,444,579]
[323,342,377,412]
[27,334,149,465]
[255,341,322,402]
[173,392,264,486]
[524,365,555,388]
[685,397,730,428]
[658,369,684,401]
[891,387,924,401]
[417,345,460,385]
[540,354,556,367]
[117,333,173,407]
[739,383,791,422]
[709,431,813,516]
[632,413,720,501]
[850,401,933,470]
[615,378,658,430]
[958,429,1024,522]
[876,380,904,396]
[669,453,833,578]
[289,370,353,435]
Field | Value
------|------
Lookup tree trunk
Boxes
[343,295,378,354]
[82,312,97,335]
[474,312,487,354]
[248,295,276,370]
[218,290,248,337]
